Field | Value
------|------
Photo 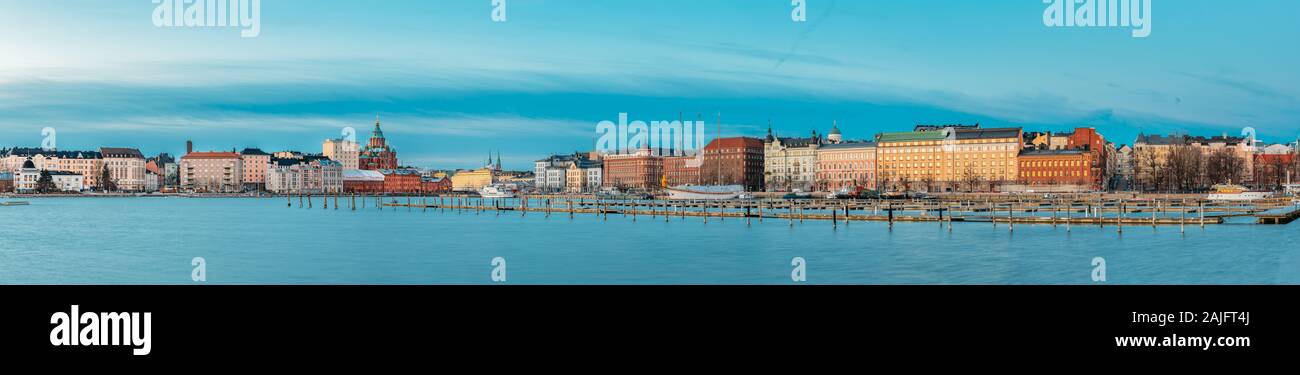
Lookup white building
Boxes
[49,171,85,192]
[534,154,581,193]
[763,127,824,192]
[266,156,343,194]
[101,147,147,192]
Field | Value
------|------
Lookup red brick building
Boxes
[1017,149,1098,190]
[343,170,385,194]
[663,155,701,187]
[359,117,399,170]
[421,176,453,193]
[1254,153,1297,187]
[602,147,662,191]
[382,170,422,194]
[701,137,765,191]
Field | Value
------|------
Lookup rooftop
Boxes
[183,152,242,160]
[100,147,144,159]
[877,131,946,143]
[955,127,1021,140]
[818,141,878,150]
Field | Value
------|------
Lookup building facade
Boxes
[763,128,823,192]
[1017,149,1097,190]
[240,148,272,192]
[1,148,104,190]
[100,147,147,192]
[266,156,343,194]
[815,141,877,192]
[702,137,765,192]
[451,167,496,192]
[180,152,244,192]
[322,138,360,171]
[565,159,603,193]
[876,127,1022,192]
[602,146,663,191]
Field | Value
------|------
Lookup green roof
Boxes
[877,131,946,143]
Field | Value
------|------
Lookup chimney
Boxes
[186,140,193,155]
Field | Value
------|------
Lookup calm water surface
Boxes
[1,197,1297,284]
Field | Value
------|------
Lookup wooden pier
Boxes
[279,192,1300,227]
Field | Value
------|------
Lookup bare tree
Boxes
[1204,148,1244,187]
[960,165,982,193]
[1133,147,1164,192]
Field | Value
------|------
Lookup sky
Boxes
[1,0,1298,170]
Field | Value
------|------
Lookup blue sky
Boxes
[1,0,1297,170]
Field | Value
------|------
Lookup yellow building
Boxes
[876,127,1021,192]
[451,167,496,192]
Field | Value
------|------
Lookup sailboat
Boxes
[666,112,745,201]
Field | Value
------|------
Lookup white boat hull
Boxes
[1208,192,1272,201]
[667,186,743,200]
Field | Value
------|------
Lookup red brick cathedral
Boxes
[360,116,399,170]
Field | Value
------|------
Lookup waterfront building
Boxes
[101,147,147,192]
[359,117,399,170]
[13,158,38,193]
[763,126,824,192]
[1,148,103,190]
[180,151,244,193]
[1254,144,1296,187]
[602,145,662,191]
[662,155,701,188]
[703,137,765,192]
[266,156,343,194]
[1134,133,1258,189]
[322,138,360,170]
[0,171,11,193]
[565,158,603,193]
[876,126,1021,192]
[49,171,85,192]
[240,148,272,192]
[1187,134,1255,183]
[534,153,588,193]
[451,167,496,192]
[380,169,423,194]
[815,141,877,192]
[1016,149,1097,191]
[144,170,160,192]
[343,169,385,194]
[421,176,453,193]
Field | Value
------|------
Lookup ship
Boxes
[478,184,517,199]
[1207,184,1272,201]
[666,185,744,200]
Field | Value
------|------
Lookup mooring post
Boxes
[1200,201,1205,228]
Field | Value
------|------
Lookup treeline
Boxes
[1133,146,1298,192]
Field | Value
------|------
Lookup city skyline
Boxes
[2,1,1298,170]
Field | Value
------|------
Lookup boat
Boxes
[666,185,744,200]
[1207,184,1272,201]
[782,189,813,200]
[479,184,517,199]
[0,201,31,206]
